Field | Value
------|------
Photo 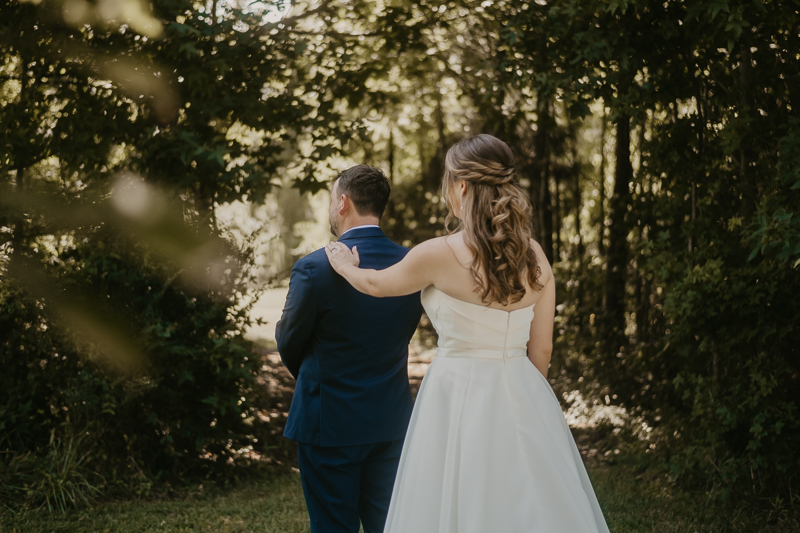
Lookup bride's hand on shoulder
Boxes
[324,236,443,297]
[325,242,360,274]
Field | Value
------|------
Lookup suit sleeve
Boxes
[275,261,316,380]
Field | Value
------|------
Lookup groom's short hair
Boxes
[334,165,391,218]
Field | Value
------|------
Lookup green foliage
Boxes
[0,0,352,200]
[0,0,367,508]
[509,0,800,504]
[650,255,799,498]
[0,237,269,509]
[2,0,800,514]
[315,0,800,505]
[748,117,800,267]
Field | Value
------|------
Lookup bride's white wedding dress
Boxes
[384,287,610,533]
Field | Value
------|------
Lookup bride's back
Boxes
[428,232,548,312]
[434,134,550,312]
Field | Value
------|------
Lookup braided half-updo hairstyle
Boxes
[442,134,542,305]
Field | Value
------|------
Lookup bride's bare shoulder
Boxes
[529,238,553,283]
[407,234,455,257]
[408,234,468,265]
[412,233,462,251]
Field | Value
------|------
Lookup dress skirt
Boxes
[383,351,610,533]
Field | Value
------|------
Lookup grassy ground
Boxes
[4,350,796,532]
[590,458,796,533]
[1,469,309,533]
[3,458,796,533]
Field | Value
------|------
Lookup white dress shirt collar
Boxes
[340,224,380,237]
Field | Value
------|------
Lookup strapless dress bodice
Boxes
[421,286,535,361]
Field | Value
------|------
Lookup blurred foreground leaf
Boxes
[1,174,241,293]
[1,173,243,373]
[6,254,147,375]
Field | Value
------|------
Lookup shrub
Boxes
[0,237,268,509]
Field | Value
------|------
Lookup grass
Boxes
[3,458,797,533]
[590,457,798,533]
[1,469,309,533]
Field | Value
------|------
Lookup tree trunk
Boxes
[598,112,607,256]
[388,128,395,184]
[572,135,584,256]
[435,94,446,159]
[553,168,561,260]
[533,96,554,263]
[634,117,650,339]
[363,138,374,166]
[689,88,705,264]
[384,128,397,231]
[11,56,31,251]
[738,42,756,218]
[421,95,447,190]
[604,114,632,349]
[417,111,426,171]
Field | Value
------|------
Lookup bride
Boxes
[325,134,609,533]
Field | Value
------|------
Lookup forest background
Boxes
[1,0,798,525]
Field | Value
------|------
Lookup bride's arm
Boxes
[325,239,442,297]
[527,244,555,377]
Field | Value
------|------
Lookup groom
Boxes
[276,165,423,533]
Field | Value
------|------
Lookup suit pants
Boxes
[297,439,404,533]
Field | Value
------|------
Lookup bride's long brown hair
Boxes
[442,134,542,305]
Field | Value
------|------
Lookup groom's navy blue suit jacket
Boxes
[276,227,423,447]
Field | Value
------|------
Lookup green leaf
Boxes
[179,43,201,57]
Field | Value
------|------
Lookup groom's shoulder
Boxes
[376,236,412,263]
[294,247,329,272]
[381,235,410,252]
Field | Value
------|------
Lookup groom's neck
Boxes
[338,215,380,236]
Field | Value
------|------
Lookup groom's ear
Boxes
[339,193,351,215]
